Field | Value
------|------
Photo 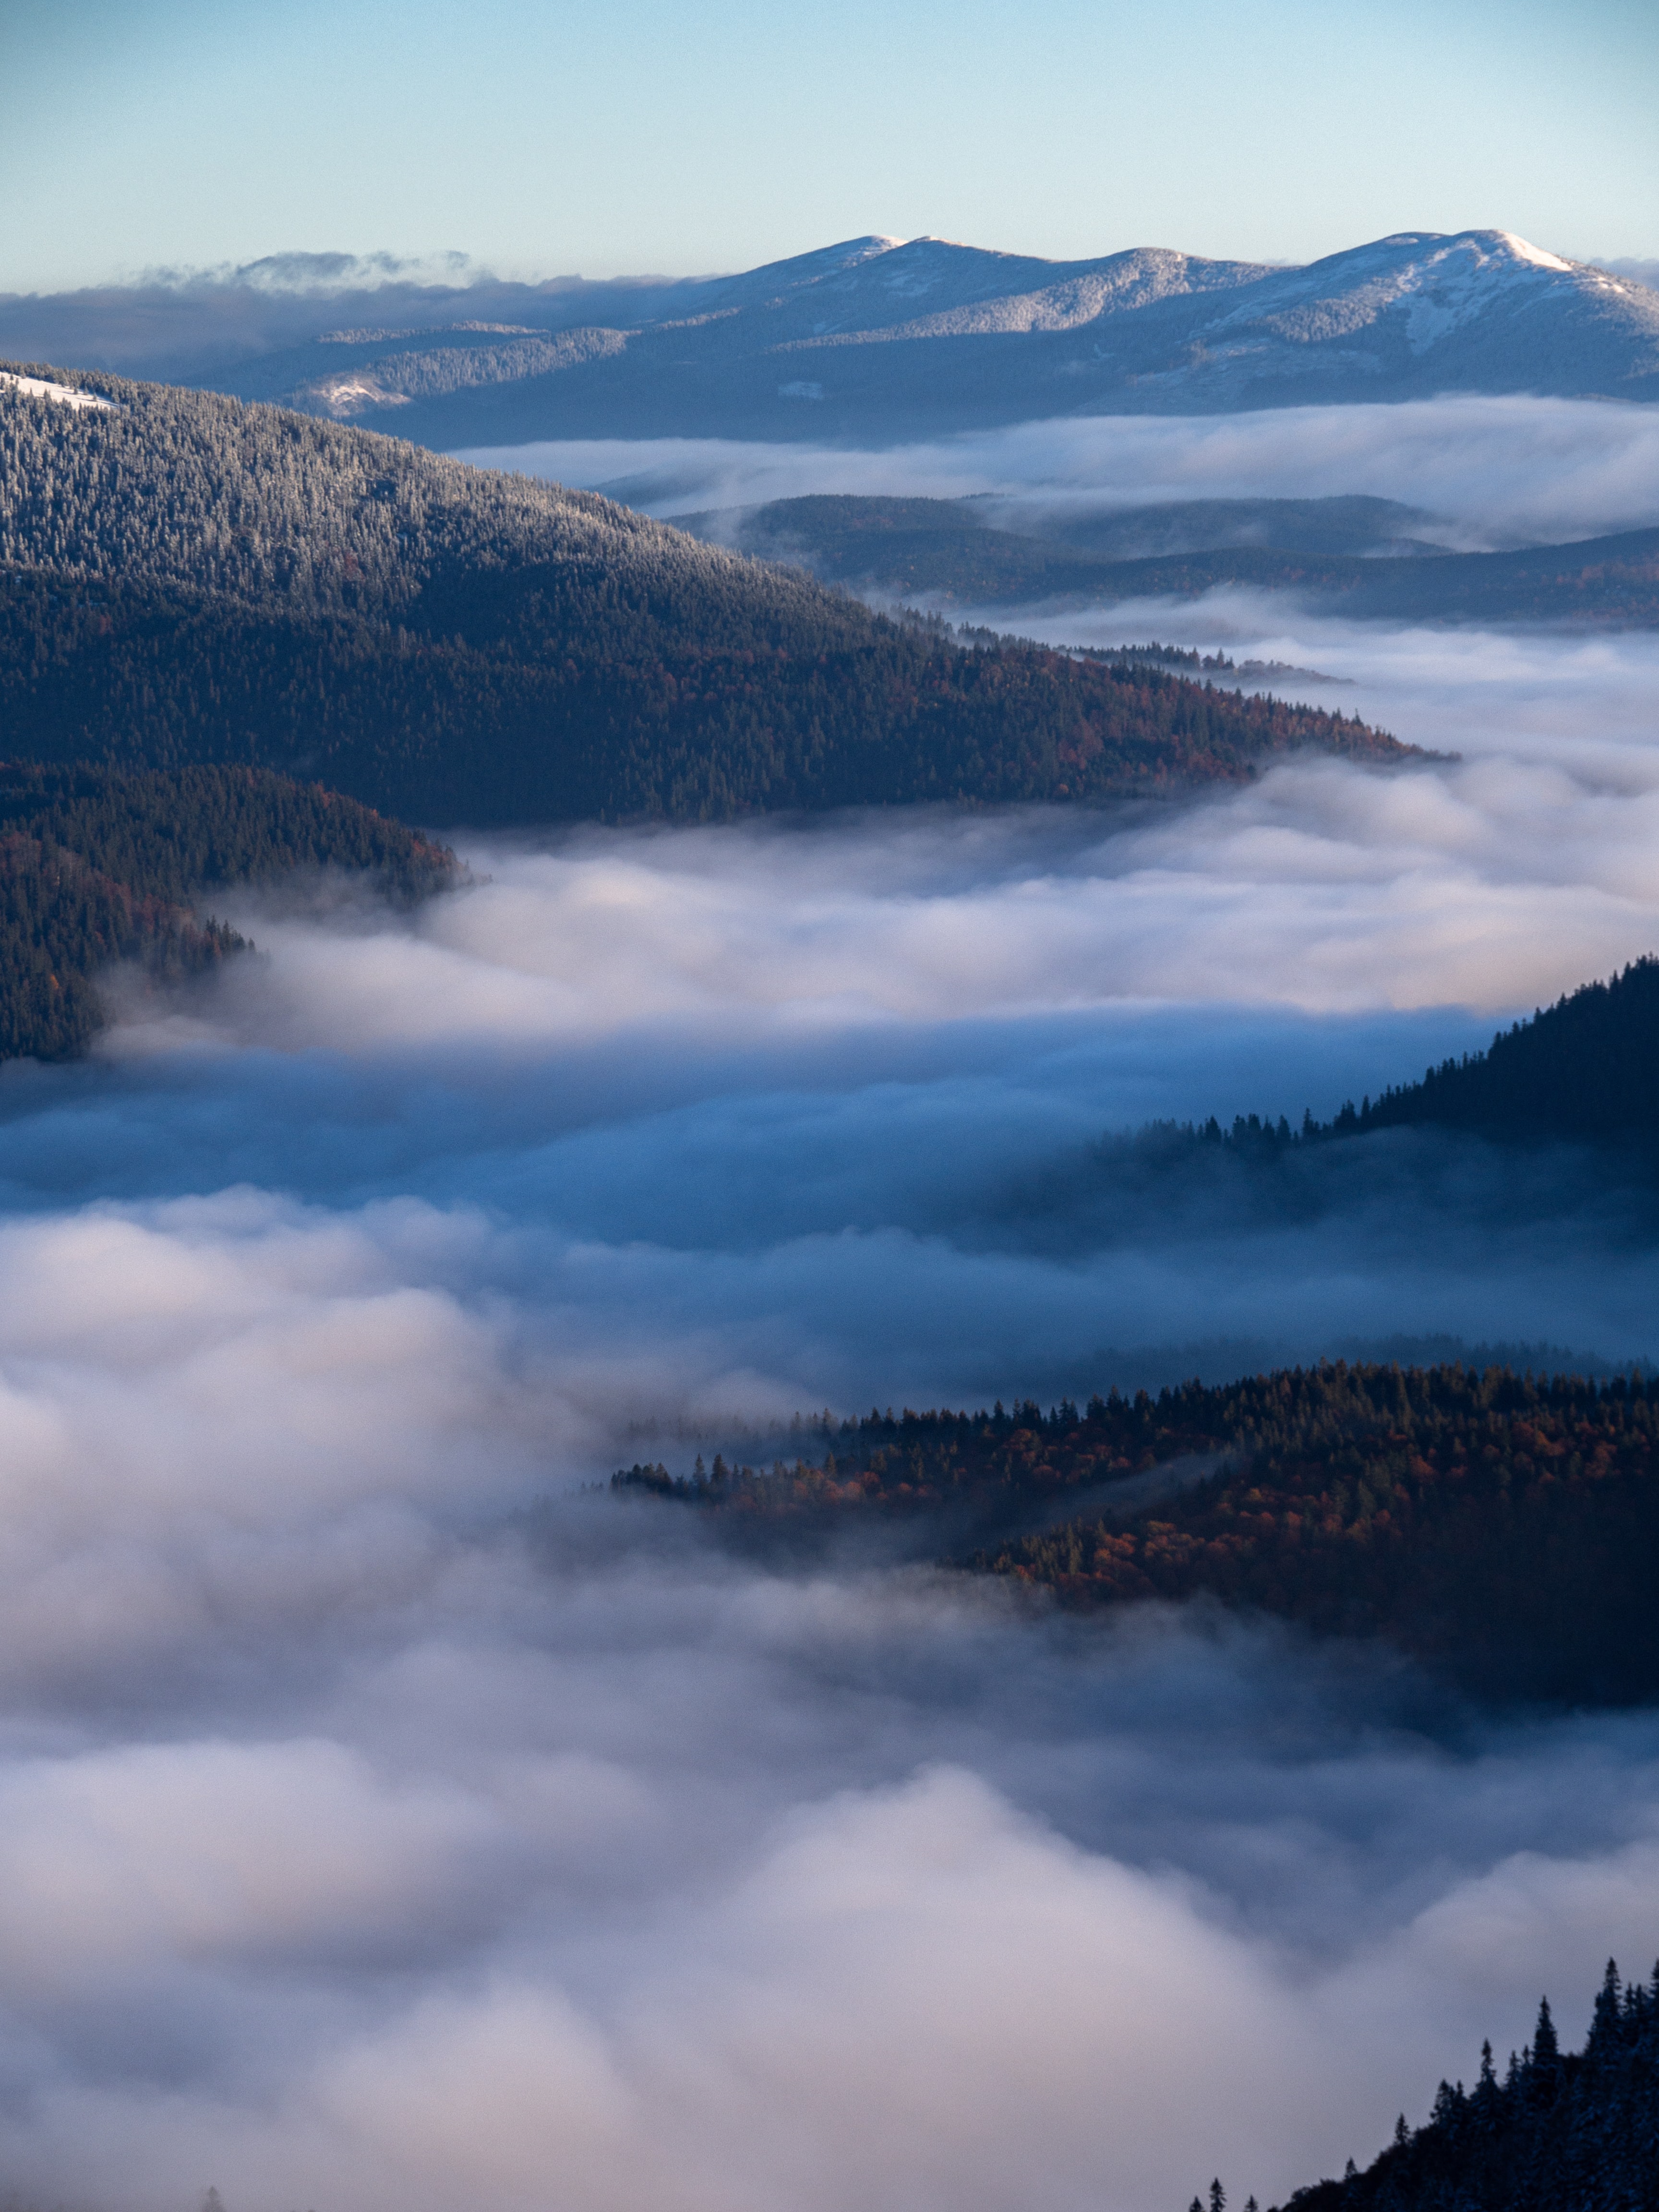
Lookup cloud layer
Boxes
[463,394,1659,547]
[0,1181,1657,2212]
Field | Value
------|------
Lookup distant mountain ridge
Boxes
[5,230,1655,447]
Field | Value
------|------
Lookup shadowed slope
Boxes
[0,760,455,1060]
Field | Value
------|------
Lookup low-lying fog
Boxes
[8,430,1659,2209]
[460,393,1659,547]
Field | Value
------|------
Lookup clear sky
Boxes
[1,0,1655,293]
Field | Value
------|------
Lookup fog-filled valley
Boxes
[4,237,1659,2210]
[0,419,1653,2205]
[473,391,1659,548]
[9,0,1659,2176]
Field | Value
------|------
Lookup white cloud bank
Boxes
[460,393,1659,546]
[0,1175,1653,2212]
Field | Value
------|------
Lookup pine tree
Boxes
[1530,1994,1560,2103]
[1587,1956,1622,2051]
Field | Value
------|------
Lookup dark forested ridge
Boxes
[690,493,1443,579]
[0,369,1410,823]
[690,493,1659,627]
[1315,957,1659,1147]
[1226,1959,1659,2212]
[0,761,455,1060]
[614,1361,1659,1703]
[1086,956,1659,1165]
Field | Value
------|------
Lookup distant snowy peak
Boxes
[652,228,1656,368]
[854,248,1276,340]
[741,237,1272,338]
[778,228,1646,350]
[1180,229,1659,376]
[685,235,904,314]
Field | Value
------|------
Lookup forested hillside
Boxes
[1069,956,1659,1166]
[1238,1958,1659,2212]
[616,1361,1659,1702]
[1322,957,1659,1145]
[0,761,454,1059]
[0,369,1410,823]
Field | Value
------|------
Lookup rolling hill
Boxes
[0,369,1411,823]
[615,1359,1659,1704]
[687,493,1659,626]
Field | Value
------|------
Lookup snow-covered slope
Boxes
[390,228,1659,438]
[1138,230,1659,399]
[0,371,120,412]
[8,230,1656,443]
[661,228,1658,403]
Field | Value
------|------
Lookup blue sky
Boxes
[1,0,1655,290]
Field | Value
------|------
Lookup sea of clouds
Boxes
[460,392,1659,548]
[3,407,1659,2212]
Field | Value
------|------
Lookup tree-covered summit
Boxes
[0,367,1412,825]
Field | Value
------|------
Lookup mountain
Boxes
[0,369,1410,824]
[0,761,455,1061]
[6,231,1654,447]
[684,494,1659,625]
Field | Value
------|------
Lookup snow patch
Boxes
[305,373,413,417]
[0,372,120,412]
[1498,232,1573,272]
